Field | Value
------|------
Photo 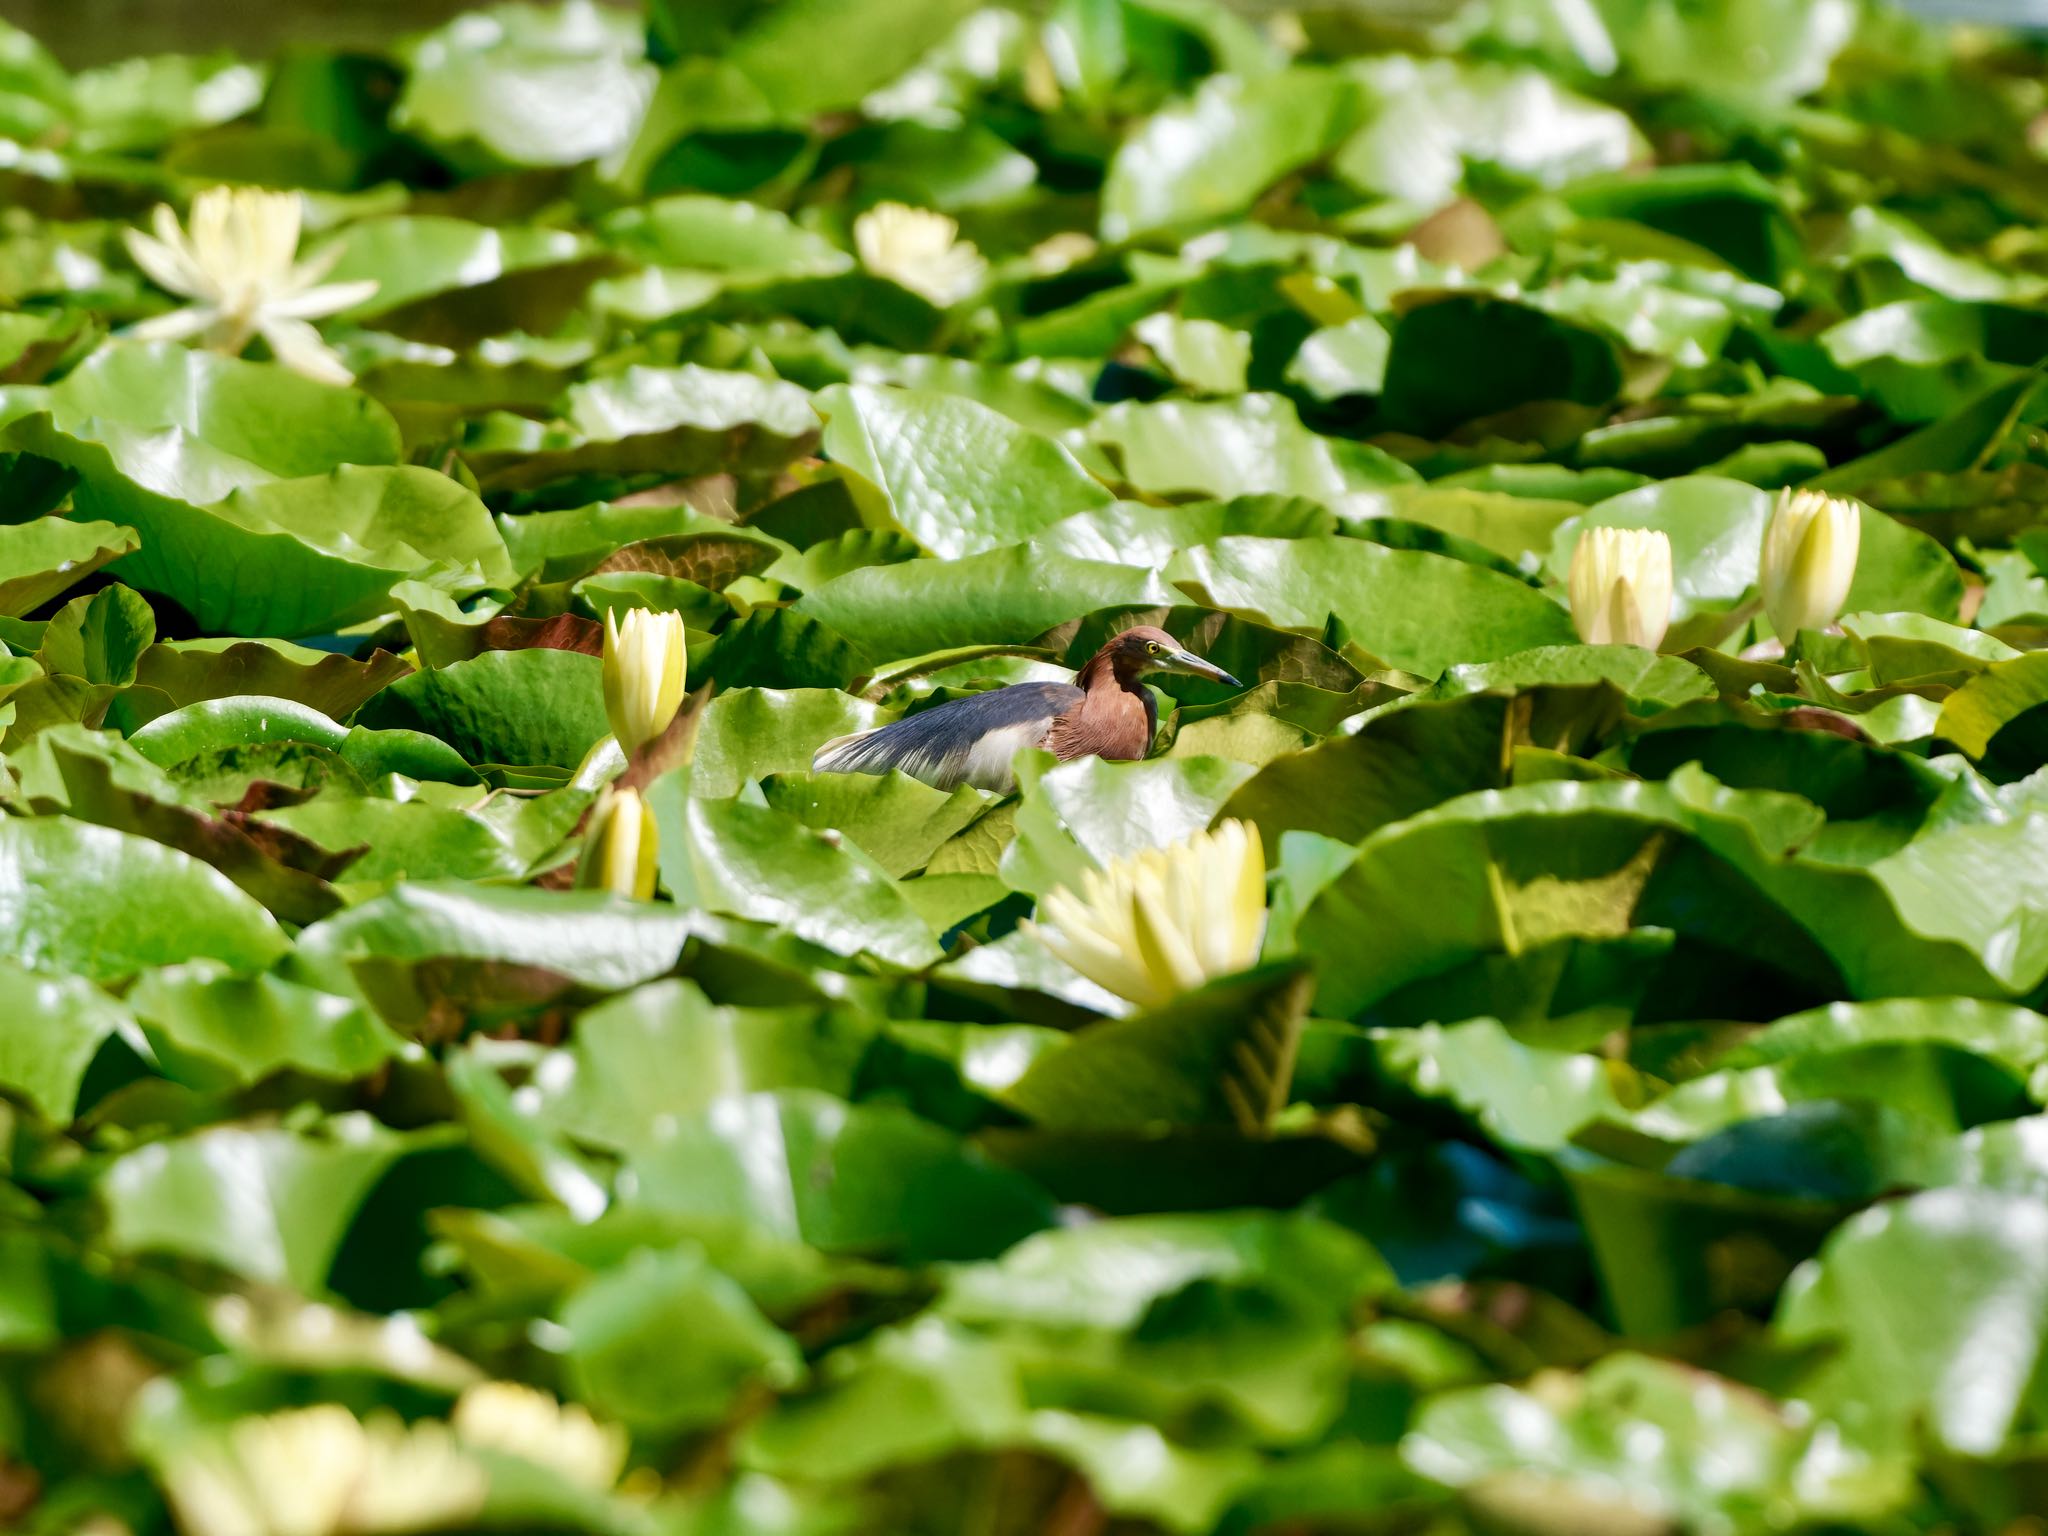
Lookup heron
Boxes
[812,625,1243,793]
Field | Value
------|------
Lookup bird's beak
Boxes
[1157,647,1243,688]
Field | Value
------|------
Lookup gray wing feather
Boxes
[813,682,1082,791]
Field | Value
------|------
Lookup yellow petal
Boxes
[1762,489,1861,641]
[1228,819,1267,968]
[578,787,658,899]
[1131,870,1206,1001]
[1027,821,1274,1008]
[602,607,688,753]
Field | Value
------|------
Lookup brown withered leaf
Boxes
[1777,706,1870,742]
[591,533,781,592]
[1408,197,1507,272]
[472,611,606,657]
[226,780,322,816]
[533,858,580,893]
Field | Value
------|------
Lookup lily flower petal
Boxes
[602,607,688,754]
[123,226,205,298]
[1030,820,1268,1008]
[853,201,987,307]
[265,277,381,321]
[258,316,355,387]
[1569,526,1673,651]
[122,185,379,384]
[1761,488,1861,642]
[130,306,219,343]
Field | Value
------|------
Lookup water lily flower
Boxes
[161,1404,485,1536]
[1025,819,1267,1009]
[853,202,987,307]
[602,606,688,754]
[1568,526,1674,650]
[577,786,658,900]
[122,186,378,386]
[345,1417,488,1534]
[452,1381,628,1492]
[1761,487,1861,642]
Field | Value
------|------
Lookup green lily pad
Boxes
[357,648,611,770]
[0,516,139,617]
[0,814,288,981]
[1170,535,1577,676]
[817,382,1112,557]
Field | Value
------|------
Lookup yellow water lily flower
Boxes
[1568,526,1674,650]
[1026,819,1267,1009]
[576,785,658,901]
[1761,487,1862,642]
[601,606,688,754]
[122,186,378,386]
[853,201,988,307]
[161,1404,485,1536]
[452,1381,628,1492]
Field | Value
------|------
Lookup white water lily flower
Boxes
[853,202,987,307]
[163,1405,361,1536]
[123,186,378,386]
[576,785,658,901]
[1568,526,1674,650]
[601,606,688,754]
[161,1404,485,1536]
[1026,819,1267,1009]
[453,1381,629,1491]
[1761,487,1862,642]
[346,1415,488,1533]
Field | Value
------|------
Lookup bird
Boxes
[812,625,1243,793]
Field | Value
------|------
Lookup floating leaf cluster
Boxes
[3,0,2048,1530]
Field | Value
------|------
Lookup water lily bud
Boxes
[1568,526,1674,651]
[1024,819,1267,1009]
[602,607,687,754]
[1761,488,1861,642]
[577,787,658,901]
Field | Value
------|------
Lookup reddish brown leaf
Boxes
[472,611,606,657]
[591,533,780,592]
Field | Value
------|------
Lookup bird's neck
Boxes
[1077,650,1144,691]
[1055,650,1156,762]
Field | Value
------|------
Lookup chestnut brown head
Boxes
[1099,625,1242,686]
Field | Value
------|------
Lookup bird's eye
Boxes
[1148,641,1164,655]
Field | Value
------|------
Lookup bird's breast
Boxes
[1048,683,1154,762]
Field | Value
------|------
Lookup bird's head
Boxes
[1103,625,1243,687]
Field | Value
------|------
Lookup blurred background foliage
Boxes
[5,0,2048,1533]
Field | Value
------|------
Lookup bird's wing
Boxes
[812,682,1083,791]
